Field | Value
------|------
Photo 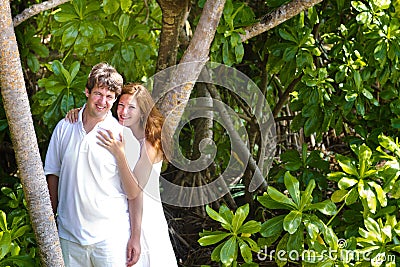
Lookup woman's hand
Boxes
[96,129,125,159]
[65,107,81,123]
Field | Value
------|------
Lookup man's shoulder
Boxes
[53,118,75,133]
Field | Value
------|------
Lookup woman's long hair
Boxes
[121,83,164,155]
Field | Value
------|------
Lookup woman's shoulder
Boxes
[142,139,163,163]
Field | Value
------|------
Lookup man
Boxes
[44,63,141,266]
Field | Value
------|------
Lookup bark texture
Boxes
[13,0,70,27]
[157,0,226,133]
[240,0,324,42]
[156,0,190,72]
[0,1,64,266]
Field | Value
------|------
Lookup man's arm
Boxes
[46,174,59,215]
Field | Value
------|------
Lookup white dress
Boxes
[135,161,178,266]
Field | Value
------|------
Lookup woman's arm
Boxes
[126,194,143,266]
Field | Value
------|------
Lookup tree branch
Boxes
[240,0,323,42]
[272,74,302,118]
[13,0,70,27]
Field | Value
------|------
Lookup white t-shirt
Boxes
[44,106,140,245]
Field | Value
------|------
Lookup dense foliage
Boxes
[1,0,400,266]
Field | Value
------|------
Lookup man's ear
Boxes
[85,88,89,97]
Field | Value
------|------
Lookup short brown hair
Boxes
[86,63,123,97]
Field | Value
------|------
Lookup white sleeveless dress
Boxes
[134,161,178,266]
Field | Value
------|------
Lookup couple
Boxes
[44,63,177,266]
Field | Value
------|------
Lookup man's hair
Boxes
[86,63,123,97]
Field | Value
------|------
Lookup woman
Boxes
[66,83,177,267]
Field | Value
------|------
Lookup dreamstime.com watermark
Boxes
[256,239,396,264]
[142,62,277,207]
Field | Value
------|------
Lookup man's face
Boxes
[85,85,116,119]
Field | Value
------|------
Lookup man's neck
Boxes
[82,108,107,133]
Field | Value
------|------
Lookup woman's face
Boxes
[117,94,141,127]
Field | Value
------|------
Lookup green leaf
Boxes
[299,179,316,210]
[118,14,130,40]
[206,205,229,227]
[238,221,261,234]
[103,0,120,14]
[358,182,377,213]
[275,233,289,266]
[260,215,285,237]
[368,181,387,207]
[257,194,294,210]
[284,172,300,206]
[338,177,358,189]
[267,186,296,209]
[211,242,224,262]
[283,210,302,234]
[62,24,79,47]
[69,61,80,81]
[198,231,230,246]
[364,217,381,236]
[220,236,237,266]
[304,116,320,136]
[306,200,337,215]
[281,150,302,171]
[331,189,348,203]
[336,155,359,176]
[120,0,132,12]
[11,225,30,240]
[0,232,11,260]
[121,43,135,62]
[345,187,359,205]
[323,226,339,250]
[238,238,252,263]
[0,211,7,232]
[287,227,304,259]
[232,204,249,233]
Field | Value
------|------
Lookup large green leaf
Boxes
[232,204,249,233]
[0,212,7,232]
[0,232,11,260]
[299,179,316,210]
[238,221,261,234]
[284,172,300,206]
[220,236,237,266]
[238,238,252,263]
[198,231,230,246]
[283,210,302,234]
[260,215,285,237]
[306,200,337,215]
[267,186,296,209]
[206,206,229,227]
[336,155,359,177]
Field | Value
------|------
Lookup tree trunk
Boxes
[0,1,64,266]
[156,0,226,133]
[156,0,190,72]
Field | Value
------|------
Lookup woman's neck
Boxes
[129,124,145,140]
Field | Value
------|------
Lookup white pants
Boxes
[60,235,129,267]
